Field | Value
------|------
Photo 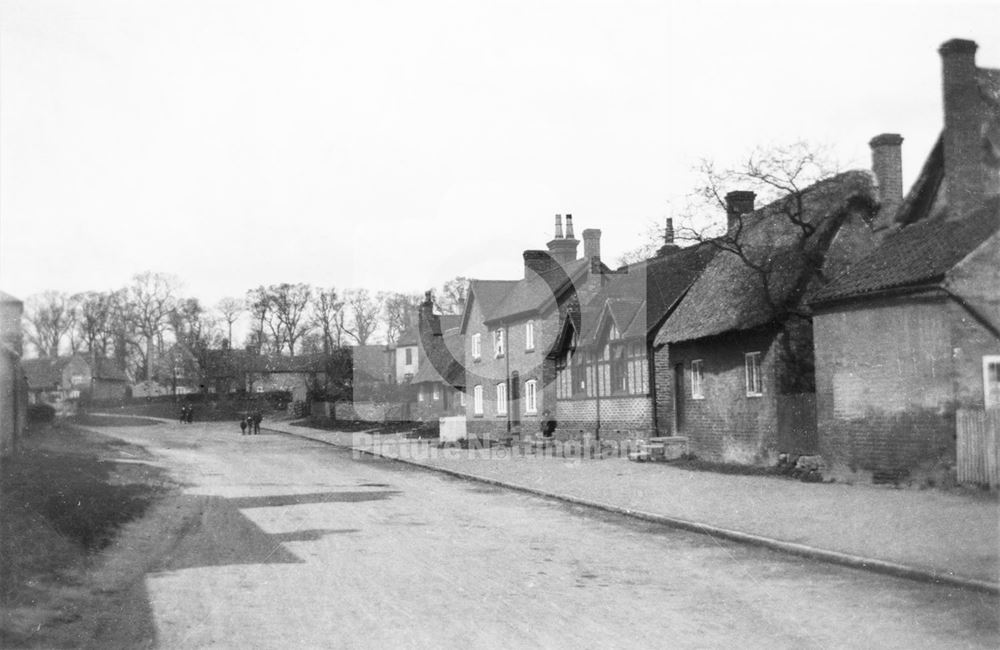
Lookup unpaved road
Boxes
[81,420,998,649]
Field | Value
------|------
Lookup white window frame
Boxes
[417,388,425,402]
[525,320,535,351]
[433,385,441,400]
[472,333,481,361]
[494,329,505,358]
[984,355,1000,409]
[496,382,508,415]
[460,391,466,407]
[525,379,538,414]
[745,352,763,397]
[473,385,483,415]
[691,360,705,399]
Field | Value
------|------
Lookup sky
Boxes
[2,0,999,307]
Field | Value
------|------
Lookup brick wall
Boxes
[814,295,998,479]
[669,328,782,465]
[555,395,653,441]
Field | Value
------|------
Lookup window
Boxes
[405,348,413,365]
[691,360,704,399]
[525,379,538,414]
[496,382,508,415]
[460,391,466,407]
[525,321,535,351]
[494,329,505,358]
[433,385,441,400]
[984,356,1000,409]
[610,344,627,393]
[572,349,589,396]
[745,352,762,397]
[418,388,425,402]
[472,333,481,361]
[473,385,483,415]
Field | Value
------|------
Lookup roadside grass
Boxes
[0,423,173,647]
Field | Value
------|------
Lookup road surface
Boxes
[87,420,999,649]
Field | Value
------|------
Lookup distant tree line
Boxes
[21,272,469,382]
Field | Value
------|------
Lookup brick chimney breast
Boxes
[582,229,602,264]
[869,133,904,227]
[547,213,580,264]
[524,249,557,278]
[725,191,757,234]
[939,38,987,219]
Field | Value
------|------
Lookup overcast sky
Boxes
[1,0,998,306]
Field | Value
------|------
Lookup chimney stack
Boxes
[582,229,601,265]
[869,133,904,227]
[547,213,580,264]
[939,38,987,219]
[725,191,756,234]
[554,214,564,238]
[657,218,680,257]
[524,249,557,278]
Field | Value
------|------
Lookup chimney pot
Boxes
[565,214,575,239]
[664,217,675,245]
[554,214,564,239]
[725,191,756,234]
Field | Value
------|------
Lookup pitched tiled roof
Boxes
[812,196,1000,304]
[486,258,591,324]
[658,171,877,344]
[21,357,68,389]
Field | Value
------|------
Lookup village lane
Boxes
[89,420,998,649]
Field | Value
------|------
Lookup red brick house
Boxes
[549,223,716,442]
[410,292,465,421]
[810,39,1000,482]
[652,171,880,465]
[22,353,128,404]
[461,215,607,442]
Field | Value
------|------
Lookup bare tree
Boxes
[343,288,381,346]
[673,142,841,315]
[23,291,74,357]
[269,283,312,356]
[245,286,272,354]
[381,291,421,345]
[216,296,244,347]
[436,276,469,313]
[74,291,116,357]
[127,272,178,380]
[310,287,343,353]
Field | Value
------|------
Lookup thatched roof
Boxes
[657,171,877,345]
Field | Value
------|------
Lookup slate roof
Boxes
[813,196,1000,304]
[580,242,717,345]
[487,258,592,324]
[658,171,878,345]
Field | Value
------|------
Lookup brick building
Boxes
[810,39,1000,482]
[549,222,715,443]
[410,292,465,421]
[22,353,128,404]
[461,215,607,442]
[1,291,27,457]
[653,170,880,465]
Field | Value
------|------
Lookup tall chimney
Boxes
[554,214,564,238]
[582,229,601,264]
[939,38,987,219]
[725,191,756,234]
[869,133,904,228]
[657,218,680,257]
[547,213,580,264]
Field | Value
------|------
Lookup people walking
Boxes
[179,405,187,424]
[186,405,194,424]
[252,411,262,435]
[240,417,248,435]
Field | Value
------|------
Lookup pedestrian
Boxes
[179,405,187,424]
[540,410,556,438]
[186,405,194,424]
[252,411,262,435]
[239,417,247,435]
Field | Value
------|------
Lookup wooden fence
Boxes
[957,408,1000,489]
